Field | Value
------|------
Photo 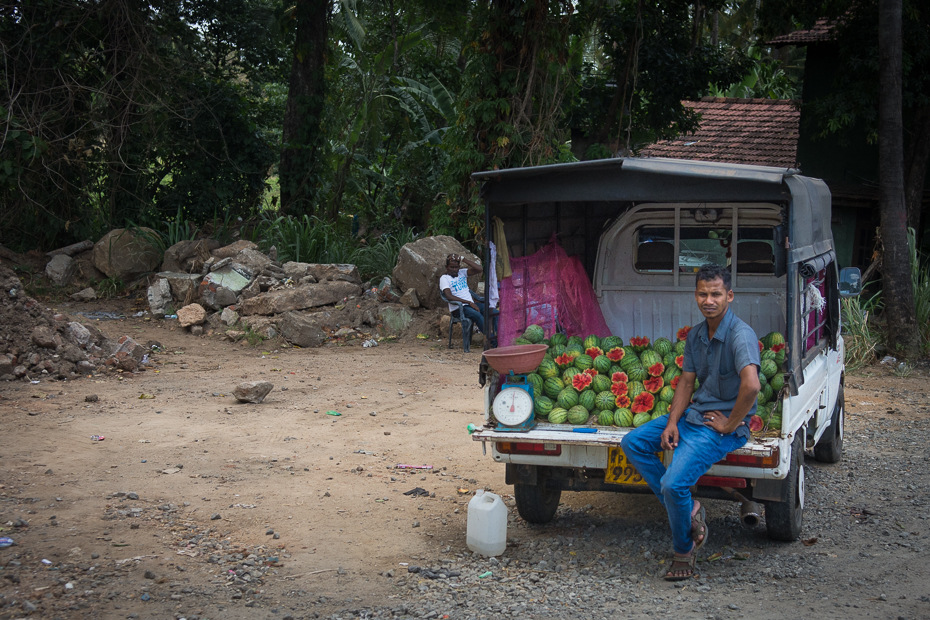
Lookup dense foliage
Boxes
[0,0,845,252]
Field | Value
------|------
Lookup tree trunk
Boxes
[279,0,329,217]
[903,104,930,232]
[877,0,920,358]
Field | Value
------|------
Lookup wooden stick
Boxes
[277,568,338,581]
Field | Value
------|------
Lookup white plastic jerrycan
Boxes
[466,489,507,556]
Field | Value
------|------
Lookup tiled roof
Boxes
[638,97,800,169]
[767,18,836,45]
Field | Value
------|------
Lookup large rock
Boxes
[69,287,97,301]
[160,239,220,273]
[282,262,360,284]
[392,236,479,310]
[147,279,172,316]
[157,272,203,302]
[212,240,258,260]
[233,249,272,274]
[279,312,327,347]
[92,228,162,280]
[45,254,76,287]
[31,326,61,349]
[379,306,413,333]
[233,381,273,404]
[177,303,207,327]
[239,281,361,316]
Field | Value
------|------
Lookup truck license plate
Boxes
[605,447,662,486]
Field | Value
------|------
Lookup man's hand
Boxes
[469,302,479,310]
[702,410,745,434]
[660,423,680,451]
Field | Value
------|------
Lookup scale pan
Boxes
[483,344,548,374]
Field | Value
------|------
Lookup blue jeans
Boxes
[620,413,747,553]
[462,302,485,334]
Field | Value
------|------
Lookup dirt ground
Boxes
[0,299,929,619]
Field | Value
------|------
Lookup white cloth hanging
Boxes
[489,241,500,309]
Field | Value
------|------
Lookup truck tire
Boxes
[514,482,561,524]
[764,433,805,541]
[814,385,844,463]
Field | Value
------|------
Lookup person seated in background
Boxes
[440,253,486,335]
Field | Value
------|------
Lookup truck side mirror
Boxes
[839,267,862,297]
[772,225,787,277]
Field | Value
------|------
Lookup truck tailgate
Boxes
[472,423,782,457]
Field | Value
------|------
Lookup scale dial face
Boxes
[492,387,534,426]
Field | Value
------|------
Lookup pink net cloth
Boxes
[498,238,611,346]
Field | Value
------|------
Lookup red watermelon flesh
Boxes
[748,415,764,432]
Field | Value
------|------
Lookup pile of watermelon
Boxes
[755,331,787,431]
[516,324,788,433]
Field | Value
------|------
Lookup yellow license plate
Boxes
[605,447,663,485]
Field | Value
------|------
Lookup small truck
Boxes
[470,157,861,541]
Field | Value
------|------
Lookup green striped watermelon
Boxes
[674,340,686,355]
[593,355,611,375]
[523,324,545,344]
[567,335,583,347]
[640,350,662,368]
[562,366,581,383]
[591,374,611,393]
[550,333,568,347]
[514,337,532,345]
[770,372,784,392]
[653,400,670,416]
[619,348,639,369]
[527,373,543,393]
[566,343,585,357]
[627,365,648,382]
[614,408,634,427]
[653,337,673,357]
[579,389,597,412]
[548,407,568,424]
[536,358,559,379]
[549,344,566,358]
[663,352,677,369]
[659,385,675,403]
[627,381,645,400]
[567,405,590,425]
[632,412,651,427]
[583,335,601,350]
[597,410,614,426]
[651,409,667,420]
[663,365,681,384]
[557,387,579,409]
[573,354,594,371]
[543,377,564,399]
[534,396,554,418]
[595,391,616,411]
[601,336,623,350]
[761,359,778,379]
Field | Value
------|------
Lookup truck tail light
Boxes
[496,442,562,456]
[717,448,780,468]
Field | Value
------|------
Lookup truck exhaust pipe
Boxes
[722,487,764,529]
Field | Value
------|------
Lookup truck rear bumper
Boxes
[472,424,791,481]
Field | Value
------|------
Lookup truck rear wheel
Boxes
[514,482,561,524]
[814,385,844,463]
[764,433,804,541]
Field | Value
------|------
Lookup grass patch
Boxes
[97,276,125,300]
[841,290,882,370]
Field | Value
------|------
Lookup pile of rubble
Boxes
[0,267,129,381]
[143,235,481,347]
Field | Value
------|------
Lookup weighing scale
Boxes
[491,371,537,432]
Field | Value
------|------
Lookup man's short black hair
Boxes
[695,264,731,291]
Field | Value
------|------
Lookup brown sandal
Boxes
[664,547,696,581]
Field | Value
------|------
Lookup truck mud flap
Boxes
[506,463,538,486]
[752,477,790,503]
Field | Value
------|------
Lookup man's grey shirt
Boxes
[682,308,761,440]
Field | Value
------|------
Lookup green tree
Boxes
[278,0,331,216]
